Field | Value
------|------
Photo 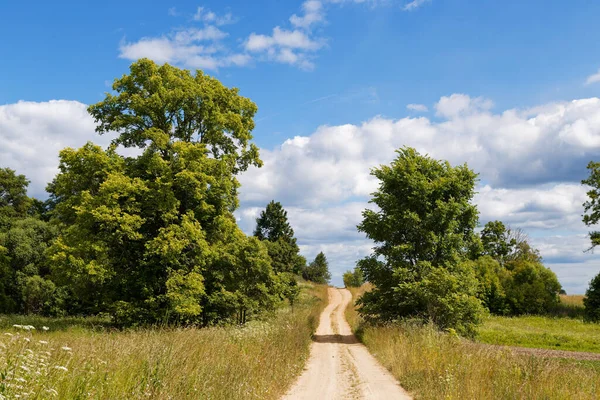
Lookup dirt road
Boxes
[283,287,412,400]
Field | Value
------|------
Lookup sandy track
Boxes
[282,287,412,400]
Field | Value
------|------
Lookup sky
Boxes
[2,0,600,292]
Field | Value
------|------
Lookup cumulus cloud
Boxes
[585,68,600,85]
[120,2,404,71]
[3,94,600,291]
[119,25,250,71]
[238,94,600,290]
[0,101,106,196]
[290,0,325,29]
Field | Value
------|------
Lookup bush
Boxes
[343,267,365,288]
[584,272,600,322]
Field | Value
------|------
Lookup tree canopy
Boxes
[303,252,331,284]
[356,147,483,336]
[253,200,305,274]
[45,59,281,325]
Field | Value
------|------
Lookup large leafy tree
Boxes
[253,200,305,274]
[48,59,278,325]
[356,148,483,336]
[303,252,331,284]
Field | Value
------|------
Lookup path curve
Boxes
[282,287,412,400]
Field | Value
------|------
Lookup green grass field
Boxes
[478,315,600,353]
[0,283,327,400]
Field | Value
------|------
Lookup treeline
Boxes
[349,148,600,336]
[0,59,330,326]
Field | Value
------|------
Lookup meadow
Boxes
[0,283,326,400]
[347,286,600,400]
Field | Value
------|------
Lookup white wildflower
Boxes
[12,324,22,329]
[4,332,12,336]
[20,365,30,372]
[38,340,49,345]
[23,338,30,342]
[46,388,58,396]
[54,366,68,372]
[15,377,26,383]
[61,346,72,351]
[42,326,49,331]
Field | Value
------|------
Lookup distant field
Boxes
[0,283,327,400]
[478,315,600,353]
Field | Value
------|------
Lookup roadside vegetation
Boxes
[0,283,326,399]
[347,286,600,400]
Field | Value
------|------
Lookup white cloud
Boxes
[244,26,324,70]
[435,93,494,118]
[0,101,106,196]
[238,94,600,289]
[4,95,600,291]
[407,103,428,112]
[290,0,325,29]
[121,2,401,71]
[585,68,600,85]
[403,0,430,11]
[119,26,250,71]
[193,7,235,26]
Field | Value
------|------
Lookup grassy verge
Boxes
[346,285,600,400]
[0,282,327,400]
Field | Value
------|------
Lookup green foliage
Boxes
[302,252,331,284]
[582,161,600,249]
[0,173,59,314]
[254,200,305,274]
[473,222,562,316]
[0,168,32,230]
[254,201,295,242]
[343,266,365,288]
[88,58,261,174]
[584,272,600,322]
[46,59,280,325]
[356,147,483,336]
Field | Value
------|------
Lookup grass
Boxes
[346,285,600,400]
[549,294,586,318]
[0,282,327,400]
[478,315,600,353]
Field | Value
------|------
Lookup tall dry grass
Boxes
[0,283,327,400]
[347,284,600,400]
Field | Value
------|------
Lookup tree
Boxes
[584,272,600,322]
[356,148,483,336]
[0,169,59,315]
[303,252,331,284]
[0,168,32,230]
[48,59,279,325]
[254,201,305,274]
[582,161,600,250]
[88,58,261,174]
[254,201,295,242]
[343,266,364,288]
[475,222,561,315]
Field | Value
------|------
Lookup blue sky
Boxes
[2,0,600,291]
